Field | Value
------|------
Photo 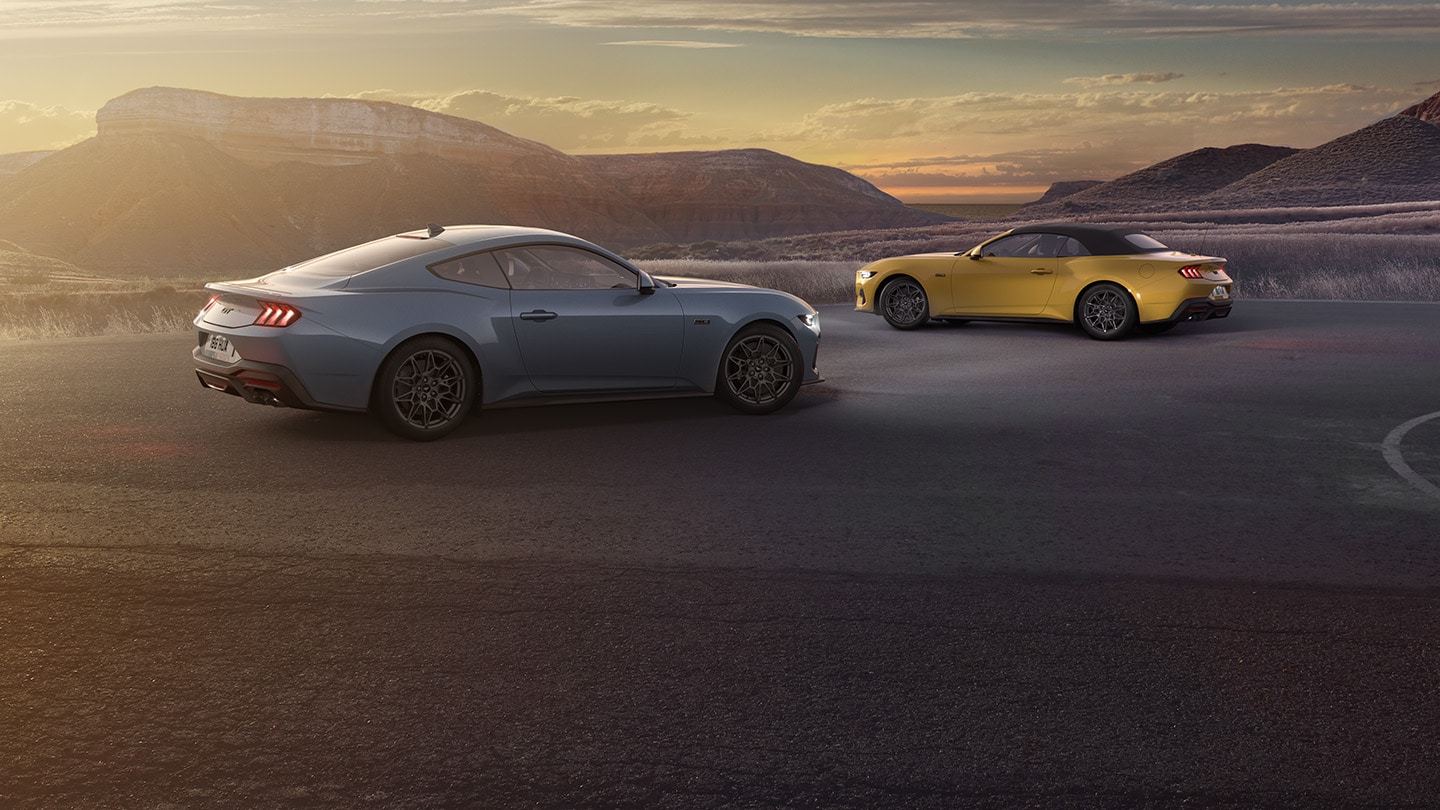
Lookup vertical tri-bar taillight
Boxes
[254,302,301,327]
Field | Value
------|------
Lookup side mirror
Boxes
[967,249,983,261]
[638,270,657,295]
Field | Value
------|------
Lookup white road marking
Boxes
[1382,412,1440,501]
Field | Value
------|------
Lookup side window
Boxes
[982,234,1045,258]
[1058,237,1090,257]
[429,252,510,288]
[496,246,638,291]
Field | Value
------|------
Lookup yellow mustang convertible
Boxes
[855,223,1232,339]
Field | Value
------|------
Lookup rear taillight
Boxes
[199,294,220,316]
[1177,265,1203,279]
[255,302,301,327]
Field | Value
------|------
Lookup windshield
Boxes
[285,235,455,278]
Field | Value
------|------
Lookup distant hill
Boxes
[0,87,945,275]
[0,151,53,177]
[1023,144,1299,215]
[0,133,299,274]
[1397,89,1440,124]
[581,149,948,242]
[1193,115,1440,209]
[0,238,87,278]
[1021,89,1440,217]
[1020,180,1104,208]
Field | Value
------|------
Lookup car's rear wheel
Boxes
[373,336,478,440]
[1077,283,1137,340]
[879,278,930,329]
[716,323,803,415]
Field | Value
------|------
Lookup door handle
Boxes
[519,310,558,321]
[1030,268,1054,275]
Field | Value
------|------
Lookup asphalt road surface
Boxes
[3,301,1439,808]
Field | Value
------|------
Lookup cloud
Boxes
[11,1,1440,40]
[1065,72,1184,88]
[348,89,723,150]
[0,101,94,151]
[489,0,1440,39]
[761,83,1418,191]
[604,40,741,48]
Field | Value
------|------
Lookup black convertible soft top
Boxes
[1004,223,1169,256]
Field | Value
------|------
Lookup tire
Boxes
[879,277,930,330]
[715,323,804,415]
[372,336,478,440]
[1139,321,1178,335]
[1076,283,1137,340]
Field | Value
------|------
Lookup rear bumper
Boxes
[193,349,360,412]
[1153,296,1232,324]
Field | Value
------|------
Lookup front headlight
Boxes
[858,270,877,280]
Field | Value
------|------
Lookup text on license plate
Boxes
[1210,286,1230,300]
[201,333,240,362]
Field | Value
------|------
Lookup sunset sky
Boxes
[2,0,1438,201]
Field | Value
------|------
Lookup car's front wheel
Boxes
[1077,283,1137,340]
[373,336,478,440]
[879,277,930,329]
[716,323,804,415]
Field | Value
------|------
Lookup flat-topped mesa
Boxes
[95,86,558,167]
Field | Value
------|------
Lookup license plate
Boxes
[201,333,240,362]
[1210,286,1230,300]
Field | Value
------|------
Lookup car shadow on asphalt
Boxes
[261,386,837,443]
[923,318,1271,339]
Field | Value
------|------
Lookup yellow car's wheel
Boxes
[879,277,929,330]
[1077,283,1137,340]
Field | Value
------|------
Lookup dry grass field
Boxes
[2,213,1437,339]
[0,277,205,340]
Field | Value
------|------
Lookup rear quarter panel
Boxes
[335,285,536,405]
[1045,255,1182,323]
[1046,254,1229,323]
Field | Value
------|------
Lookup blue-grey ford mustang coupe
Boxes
[193,225,822,440]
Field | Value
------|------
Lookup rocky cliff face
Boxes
[96,87,554,167]
[1397,90,1440,125]
[0,88,953,272]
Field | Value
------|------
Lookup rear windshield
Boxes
[1124,233,1170,252]
[285,235,455,278]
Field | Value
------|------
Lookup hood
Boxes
[654,275,762,291]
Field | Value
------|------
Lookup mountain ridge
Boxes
[0,87,944,273]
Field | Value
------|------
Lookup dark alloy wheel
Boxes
[879,278,930,330]
[1077,283,1137,340]
[716,323,804,415]
[373,336,478,440]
